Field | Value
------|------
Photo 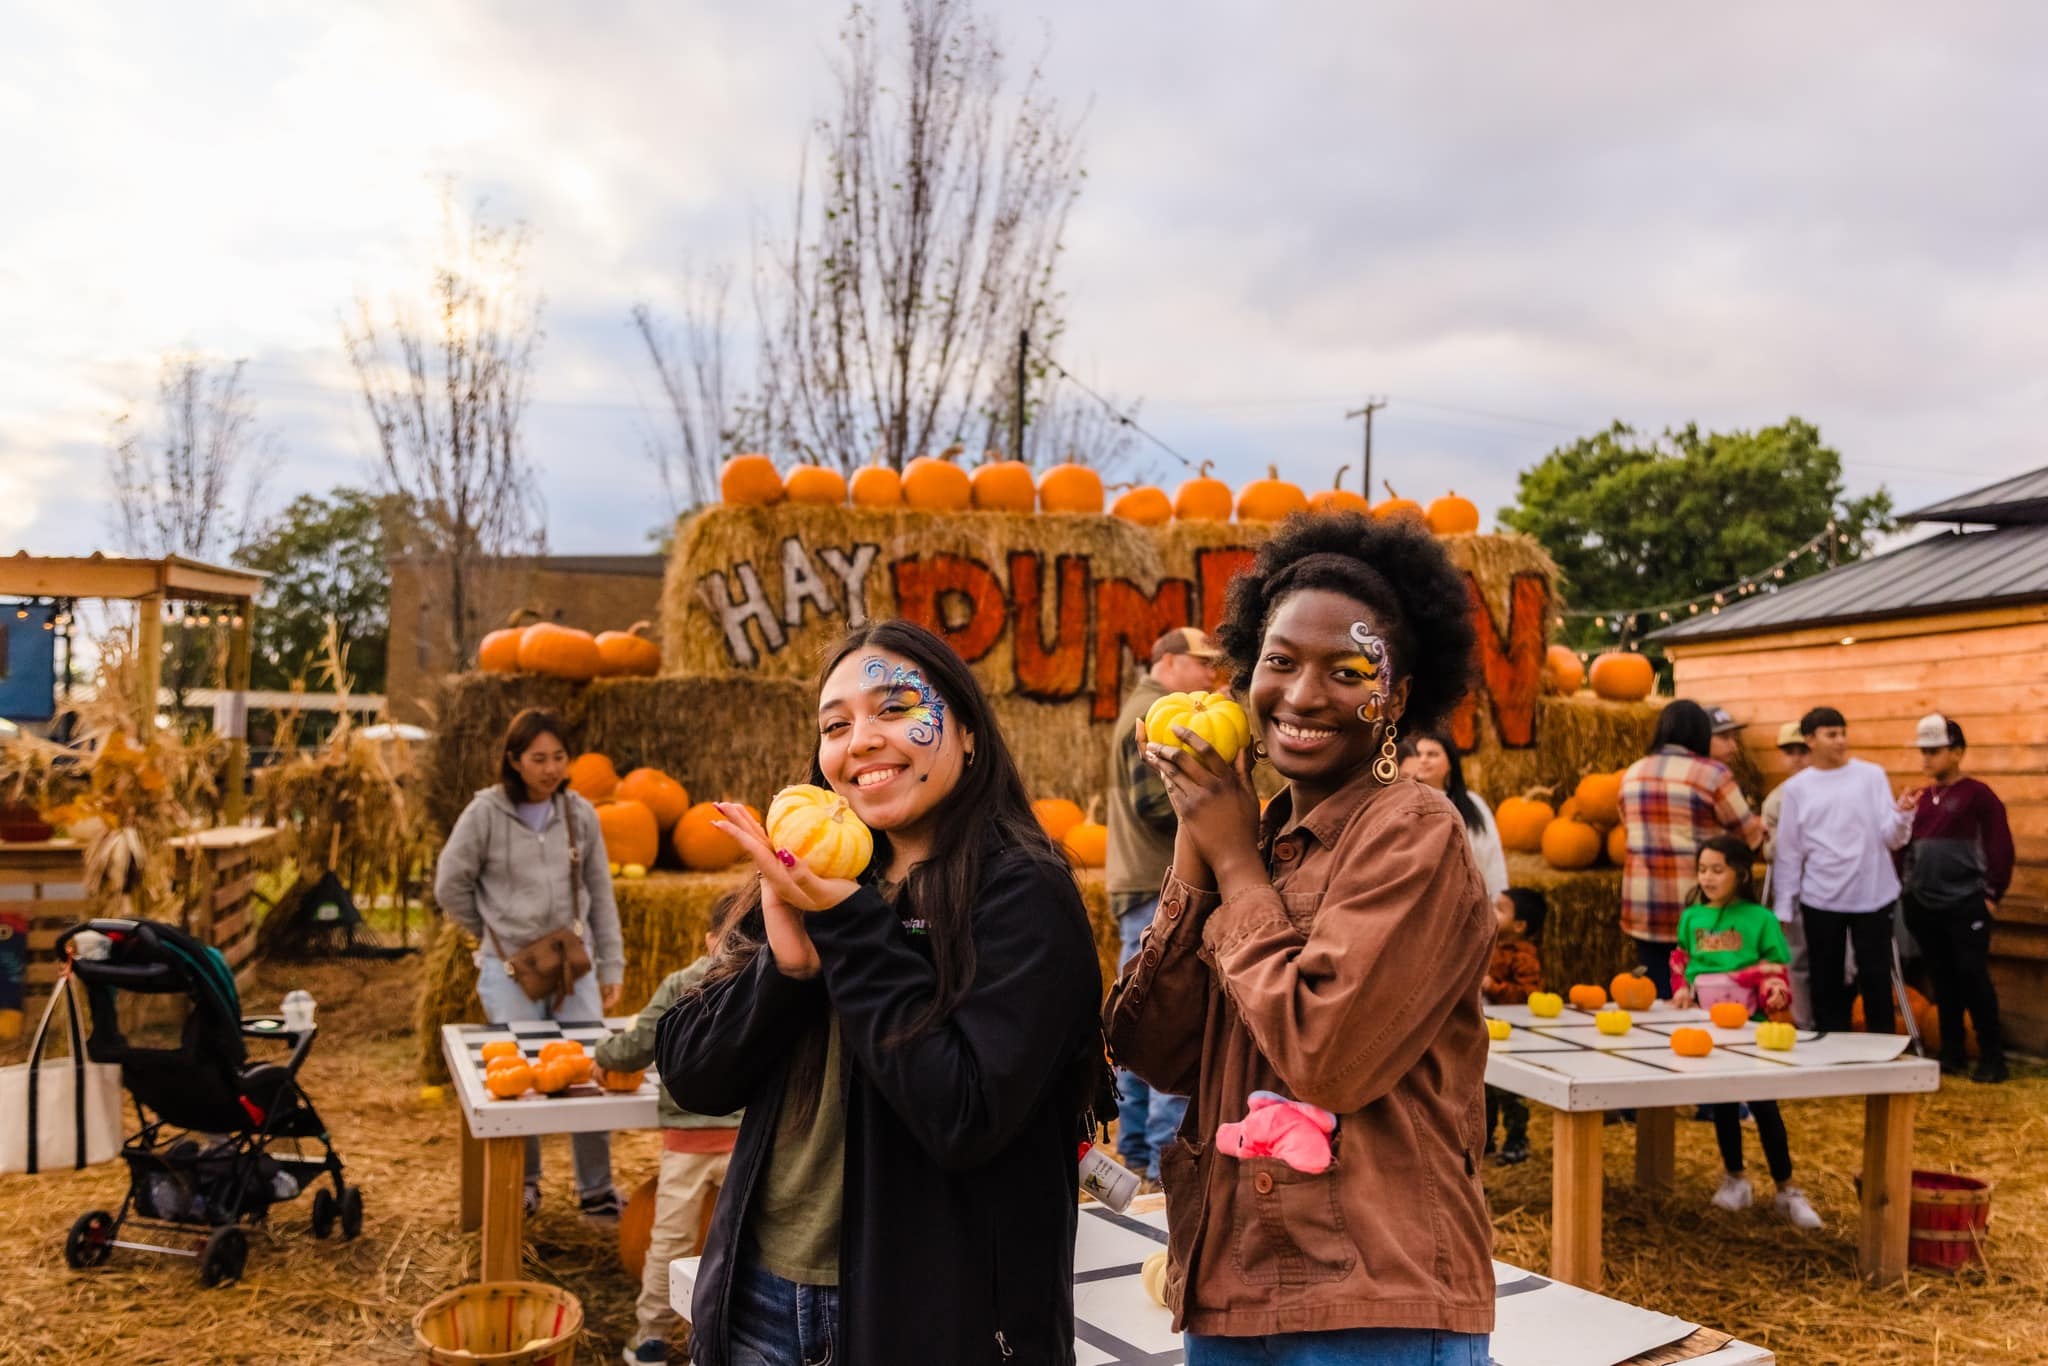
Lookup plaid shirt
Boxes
[1618,747,1763,942]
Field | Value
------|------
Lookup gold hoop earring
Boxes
[1252,740,1268,762]
[1373,721,1400,785]
[1357,693,1385,724]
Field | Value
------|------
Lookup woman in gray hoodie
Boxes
[434,707,627,1219]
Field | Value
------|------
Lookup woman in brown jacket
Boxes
[1105,513,1495,1365]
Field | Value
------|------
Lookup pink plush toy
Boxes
[1214,1091,1338,1174]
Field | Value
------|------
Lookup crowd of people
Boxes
[428,504,2015,1365]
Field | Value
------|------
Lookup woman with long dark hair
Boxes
[656,620,1103,1366]
[1106,514,1495,1364]
[1397,730,1508,897]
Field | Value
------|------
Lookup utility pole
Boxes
[1345,398,1387,493]
[1012,328,1028,459]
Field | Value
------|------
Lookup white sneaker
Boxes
[1775,1185,1823,1230]
[1711,1173,1754,1212]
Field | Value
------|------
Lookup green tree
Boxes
[233,489,414,694]
[1499,418,1894,651]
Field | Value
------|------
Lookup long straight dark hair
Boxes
[1396,729,1484,834]
[1686,834,1759,907]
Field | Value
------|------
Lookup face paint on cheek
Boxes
[860,655,947,748]
[1347,623,1394,723]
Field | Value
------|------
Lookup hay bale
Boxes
[1470,693,1666,809]
[414,919,483,1084]
[1505,851,1637,992]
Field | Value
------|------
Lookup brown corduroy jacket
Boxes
[1104,772,1496,1338]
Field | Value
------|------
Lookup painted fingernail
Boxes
[776,849,797,869]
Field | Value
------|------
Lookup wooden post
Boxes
[1860,1093,1916,1284]
[479,1135,526,1282]
[135,593,164,729]
[1633,1106,1675,1192]
[459,1109,484,1233]
[222,605,253,823]
[1551,1109,1605,1289]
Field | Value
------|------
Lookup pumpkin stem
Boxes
[505,607,539,627]
[1086,794,1102,824]
[938,443,964,463]
[1197,459,1214,479]
[1266,463,1280,480]
[627,620,653,639]
[1333,463,1351,491]
[1382,480,1401,500]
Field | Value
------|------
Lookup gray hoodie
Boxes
[434,786,625,983]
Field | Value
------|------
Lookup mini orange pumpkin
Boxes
[568,752,621,802]
[849,462,904,508]
[720,453,785,506]
[1425,491,1481,535]
[1039,459,1105,515]
[1236,464,1308,522]
[1373,481,1427,524]
[1573,771,1623,827]
[1173,460,1234,523]
[596,798,660,870]
[1540,817,1603,870]
[480,1040,522,1065]
[595,621,661,677]
[1061,798,1108,868]
[1606,822,1627,866]
[902,447,972,511]
[1307,463,1372,517]
[784,464,848,506]
[617,768,691,833]
[486,1062,534,1098]
[1670,1027,1714,1057]
[1568,984,1609,1010]
[517,622,602,681]
[1032,798,1085,842]
[1609,970,1657,1011]
[1109,483,1172,526]
[477,608,538,672]
[1496,795,1556,853]
[539,1039,586,1063]
[533,1056,580,1094]
[595,1066,646,1093]
[768,784,875,880]
[1589,651,1655,701]
[674,800,752,870]
[1542,645,1584,695]
[1709,1001,1752,1029]
[970,452,1036,513]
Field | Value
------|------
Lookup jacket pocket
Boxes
[1229,1154,1356,1287]
[1158,1138,1208,1315]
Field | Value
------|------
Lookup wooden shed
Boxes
[1650,466,2048,1050]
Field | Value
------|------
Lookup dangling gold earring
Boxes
[1373,721,1400,785]
[1252,740,1268,762]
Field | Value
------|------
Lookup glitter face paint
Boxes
[861,654,946,747]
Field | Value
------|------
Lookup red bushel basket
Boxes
[1908,1170,1991,1271]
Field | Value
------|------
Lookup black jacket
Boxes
[656,848,1103,1365]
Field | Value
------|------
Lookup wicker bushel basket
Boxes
[1908,1169,1992,1271]
[413,1281,584,1364]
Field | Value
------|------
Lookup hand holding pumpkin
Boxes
[712,800,863,916]
[1143,723,1262,894]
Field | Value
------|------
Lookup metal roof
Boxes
[1899,464,2048,526]
[1648,522,2048,644]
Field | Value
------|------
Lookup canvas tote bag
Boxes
[0,973,123,1173]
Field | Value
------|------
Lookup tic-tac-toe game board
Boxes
[442,1018,661,1140]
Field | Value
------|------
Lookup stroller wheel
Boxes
[200,1226,248,1288]
[339,1185,364,1241]
[64,1211,116,1270]
[310,1188,336,1238]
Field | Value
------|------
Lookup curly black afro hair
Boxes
[1214,511,1478,738]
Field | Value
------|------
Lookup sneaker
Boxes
[1970,1061,2009,1084]
[522,1184,541,1218]
[624,1341,669,1364]
[1711,1173,1753,1212]
[578,1188,623,1222]
[1497,1137,1529,1166]
[1774,1185,1823,1230]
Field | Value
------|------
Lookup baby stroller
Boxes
[53,917,361,1286]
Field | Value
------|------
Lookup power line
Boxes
[1024,339,1198,469]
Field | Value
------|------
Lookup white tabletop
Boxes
[1484,1006,1940,1111]
[440,1018,661,1139]
[669,1203,1773,1366]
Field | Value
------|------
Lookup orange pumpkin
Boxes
[1558,796,1581,823]
[784,464,848,506]
[1109,484,1172,526]
[1573,771,1623,827]
[767,783,875,879]
[1568,984,1609,1010]
[720,453,785,506]
[1032,798,1085,842]
[1496,795,1556,853]
[1542,645,1584,695]
[1236,464,1308,523]
[1307,464,1373,517]
[1039,459,1105,515]
[1709,1001,1752,1029]
[970,452,1036,513]
[595,621,662,677]
[1852,986,1963,1054]
[539,1039,585,1063]
[516,622,601,681]
[849,462,904,508]
[596,798,660,870]
[1609,970,1657,1011]
[568,752,621,803]
[477,609,537,672]
[1589,651,1655,701]
[1425,491,1480,535]
[533,1056,580,1094]
[480,1040,522,1065]
[1541,817,1603,870]
[595,1066,646,1093]
[1173,460,1234,523]
[674,800,751,870]
[1670,1027,1714,1057]
[902,447,972,511]
[1605,822,1627,866]
[485,1062,533,1098]
[1062,799,1109,868]
[617,768,690,833]
[1373,482,1427,524]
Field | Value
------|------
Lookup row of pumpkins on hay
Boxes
[1543,645,1655,702]
[473,614,661,682]
[721,449,1484,534]
[570,752,1115,874]
[1499,771,1634,872]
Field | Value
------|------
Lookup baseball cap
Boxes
[1775,722,1808,749]
[1914,713,1965,750]
[1151,627,1223,663]
[1705,706,1743,735]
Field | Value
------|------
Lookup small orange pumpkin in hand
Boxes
[1568,984,1608,1011]
[1709,1001,1752,1029]
[595,1066,647,1093]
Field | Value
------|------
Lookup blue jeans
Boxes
[1115,897,1188,1179]
[474,948,615,1200]
[1186,1329,1490,1365]
[727,1261,840,1366]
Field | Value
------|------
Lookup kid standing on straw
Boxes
[1482,888,1545,1164]
[1670,836,1822,1229]
[597,895,745,1365]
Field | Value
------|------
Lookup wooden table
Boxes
[440,1018,658,1281]
[1484,1001,1939,1290]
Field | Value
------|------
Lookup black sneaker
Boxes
[625,1341,669,1364]
[1497,1138,1530,1166]
[578,1188,623,1221]
[1970,1061,2009,1084]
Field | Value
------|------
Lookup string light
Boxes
[1562,521,1843,628]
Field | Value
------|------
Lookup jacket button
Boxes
[1254,1172,1275,1194]
[1165,902,1182,920]
[1277,843,1298,862]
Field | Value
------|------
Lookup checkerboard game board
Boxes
[442,1018,662,1139]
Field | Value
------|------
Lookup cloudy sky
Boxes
[6,1,2045,568]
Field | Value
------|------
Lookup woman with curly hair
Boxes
[1105,513,1495,1365]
